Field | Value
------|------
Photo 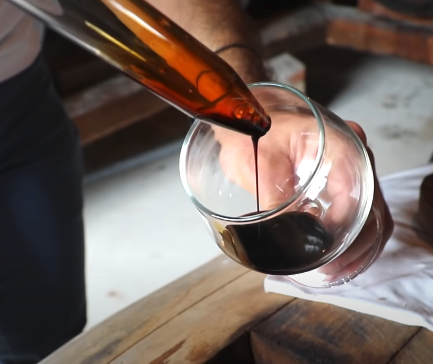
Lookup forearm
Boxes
[146,0,268,83]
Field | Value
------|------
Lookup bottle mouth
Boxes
[179,82,326,223]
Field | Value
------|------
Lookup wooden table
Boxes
[40,255,433,364]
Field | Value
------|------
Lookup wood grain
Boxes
[390,328,433,363]
[81,106,189,174]
[39,255,248,364]
[359,0,433,27]
[260,4,433,65]
[327,19,433,63]
[63,75,170,146]
[109,271,293,364]
[250,299,419,364]
[325,4,433,64]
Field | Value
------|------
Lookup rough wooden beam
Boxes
[63,75,169,146]
[359,0,433,26]
[260,3,433,64]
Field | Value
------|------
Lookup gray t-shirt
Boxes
[0,0,43,83]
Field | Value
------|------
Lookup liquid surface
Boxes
[221,212,333,275]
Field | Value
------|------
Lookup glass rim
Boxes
[179,81,326,223]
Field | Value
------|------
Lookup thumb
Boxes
[346,121,367,146]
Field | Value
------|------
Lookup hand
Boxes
[215,113,394,280]
[317,122,394,281]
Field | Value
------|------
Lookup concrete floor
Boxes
[82,48,433,329]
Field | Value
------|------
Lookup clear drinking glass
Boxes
[179,82,383,288]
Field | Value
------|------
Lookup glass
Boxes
[8,0,270,135]
[180,82,383,288]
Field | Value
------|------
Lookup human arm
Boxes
[145,0,267,83]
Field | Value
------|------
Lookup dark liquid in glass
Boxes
[222,212,333,275]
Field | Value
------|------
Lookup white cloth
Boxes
[0,0,43,83]
[264,163,433,331]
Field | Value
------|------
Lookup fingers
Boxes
[346,120,367,145]
[321,123,394,281]
[319,204,381,276]
[324,247,374,283]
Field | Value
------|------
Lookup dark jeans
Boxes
[0,56,86,364]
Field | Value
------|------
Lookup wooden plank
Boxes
[363,22,398,55]
[327,18,367,50]
[260,4,433,65]
[39,255,249,364]
[390,328,433,364]
[109,272,293,364]
[327,17,433,63]
[325,4,433,64]
[359,0,433,27]
[63,75,170,146]
[335,23,431,64]
[250,299,419,364]
[73,88,168,146]
[64,75,143,119]
[81,107,189,174]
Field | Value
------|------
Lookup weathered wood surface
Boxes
[359,0,433,27]
[250,299,425,364]
[39,255,250,364]
[261,3,433,64]
[109,272,292,364]
[325,4,433,64]
[39,251,433,364]
[390,328,433,363]
[63,75,170,146]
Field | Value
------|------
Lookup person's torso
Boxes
[0,0,43,83]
